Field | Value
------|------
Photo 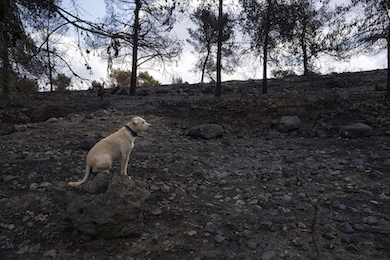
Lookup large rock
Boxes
[28,103,72,122]
[79,135,98,150]
[52,174,150,239]
[189,124,224,139]
[277,116,301,132]
[339,123,373,138]
[0,123,14,136]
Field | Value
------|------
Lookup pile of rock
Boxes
[52,174,150,239]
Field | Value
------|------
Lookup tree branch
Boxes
[297,164,322,260]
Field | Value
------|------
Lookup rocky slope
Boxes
[0,69,390,260]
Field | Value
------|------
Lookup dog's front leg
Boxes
[121,153,131,179]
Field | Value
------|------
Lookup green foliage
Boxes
[108,69,139,87]
[53,73,71,92]
[138,71,160,86]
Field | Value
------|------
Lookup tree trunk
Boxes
[262,0,271,94]
[130,0,141,96]
[47,27,53,92]
[215,0,223,97]
[1,31,10,96]
[262,39,268,94]
[201,45,212,84]
[387,30,390,99]
[1,0,10,96]
[302,26,308,76]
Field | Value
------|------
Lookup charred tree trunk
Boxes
[387,28,390,99]
[47,24,53,92]
[215,0,223,97]
[262,0,271,94]
[1,31,10,96]
[302,25,309,76]
[201,45,211,84]
[1,0,10,96]
[130,0,141,96]
[263,37,268,94]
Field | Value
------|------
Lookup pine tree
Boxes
[341,0,390,98]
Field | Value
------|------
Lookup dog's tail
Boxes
[68,164,91,188]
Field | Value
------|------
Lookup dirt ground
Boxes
[1,70,390,260]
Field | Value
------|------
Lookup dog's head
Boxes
[128,117,152,133]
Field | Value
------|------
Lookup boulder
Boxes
[52,174,150,239]
[79,136,97,150]
[189,124,224,139]
[277,116,301,132]
[0,123,14,135]
[28,103,72,122]
[339,123,373,138]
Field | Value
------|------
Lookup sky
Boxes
[58,0,387,90]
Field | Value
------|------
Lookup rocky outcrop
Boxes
[339,123,373,138]
[277,116,301,132]
[189,124,224,139]
[52,174,150,239]
[28,103,72,123]
[0,123,14,136]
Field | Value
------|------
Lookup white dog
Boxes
[68,116,152,187]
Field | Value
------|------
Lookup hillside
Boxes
[0,69,390,260]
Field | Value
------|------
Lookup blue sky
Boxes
[59,0,387,89]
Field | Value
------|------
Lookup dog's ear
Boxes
[132,117,139,125]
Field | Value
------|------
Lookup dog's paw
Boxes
[128,176,132,180]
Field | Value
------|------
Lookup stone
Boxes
[339,123,373,138]
[7,224,15,230]
[324,224,336,233]
[189,124,224,139]
[204,222,218,234]
[247,241,257,249]
[51,174,150,239]
[29,183,39,191]
[45,118,59,123]
[152,208,162,215]
[252,205,262,212]
[94,109,109,117]
[352,224,365,231]
[262,251,276,260]
[215,234,225,243]
[277,116,301,132]
[268,209,278,216]
[383,159,390,166]
[3,175,14,183]
[187,231,197,236]
[0,124,14,136]
[161,184,170,193]
[43,249,57,258]
[79,136,97,150]
[29,103,71,122]
[223,250,235,260]
[14,124,27,131]
[16,245,29,255]
[340,222,355,233]
[324,232,336,240]
[364,216,378,225]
